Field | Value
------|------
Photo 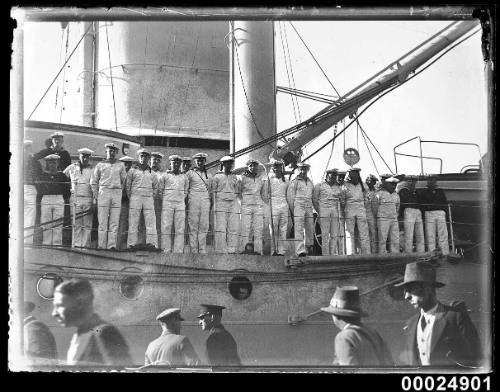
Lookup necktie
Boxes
[420,315,427,331]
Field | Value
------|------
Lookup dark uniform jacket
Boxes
[68,314,132,367]
[334,323,394,366]
[34,147,72,172]
[24,316,58,361]
[37,171,71,199]
[145,331,200,367]
[205,325,241,367]
[401,302,481,367]
[418,187,448,212]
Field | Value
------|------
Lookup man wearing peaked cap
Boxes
[398,176,425,254]
[213,156,240,254]
[63,147,95,248]
[186,152,213,254]
[373,175,400,254]
[364,174,379,253]
[181,157,192,173]
[197,304,241,367]
[34,131,71,172]
[149,152,164,245]
[158,152,189,253]
[395,261,481,367]
[321,286,393,366]
[117,156,135,250]
[104,142,119,150]
[144,308,200,367]
[38,154,71,246]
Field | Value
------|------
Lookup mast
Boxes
[81,21,98,128]
[270,20,479,163]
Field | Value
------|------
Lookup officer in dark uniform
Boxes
[197,304,241,367]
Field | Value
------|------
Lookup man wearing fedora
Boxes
[396,261,481,367]
[145,308,200,367]
[321,286,393,366]
[197,304,241,367]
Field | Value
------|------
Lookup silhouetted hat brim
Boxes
[394,279,445,288]
[320,305,368,318]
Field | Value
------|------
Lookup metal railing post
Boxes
[447,203,456,253]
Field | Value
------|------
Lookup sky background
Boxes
[24,19,488,184]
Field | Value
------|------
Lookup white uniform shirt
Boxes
[417,303,439,366]
[341,182,366,209]
[64,163,93,199]
[158,171,188,203]
[287,176,314,208]
[239,173,266,206]
[364,189,377,214]
[151,169,164,199]
[374,189,400,219]
[186,169,212,201]
[212,171,239,202]
[91,160,126,197]
[264,173,289,208]
[126,167,158,198]
[313,182,343,211]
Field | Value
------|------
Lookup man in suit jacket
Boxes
[395,261,481,367]
[52,278,132,367]
[145,308,200,367]
[321,286,393,366]
[24,301,58,362]
[197,304,241,367]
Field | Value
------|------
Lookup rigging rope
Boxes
[278,22,300,124]
[28,23,93,121]
[283,22,302,123]
[59,25,70,123]
[105,24,119,132]
[359,123,380,175]
[359,125,394,174]
[53,27,65,113]
[138,24,149,134]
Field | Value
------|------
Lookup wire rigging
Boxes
[105,24,119,132]
[282,22,302,123]
[59,25,71,123]
[278,22,300,124]
[138,25,149,133]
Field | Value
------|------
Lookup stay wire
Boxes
[28,22,93,121]
[278,22,299,124]
[359,122,380,176]
[59,25,70,123]
[105,24,119,132]
[139,24,149,133]
[283,22,302,122]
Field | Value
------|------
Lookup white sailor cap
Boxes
[348,166,361,172]
[24,140,33,146]
[182,157,192,162]
[385,177,400,183]
[44,154,60,161]
[151,152,164,158]
[119,156,135,162]
[169,155,182,161]
[137,148,151,156]
[380,173,393,180]
[50,131,64,138]
[156,308,184,321]
[192,153,208,159]
[220,156,235,163]
[105,142,119,150]
[77,148,94,155]
[297,162,310,168]
[246,158,260,165]
[326,168,339,174]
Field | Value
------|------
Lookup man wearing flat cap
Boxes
[116,156,135,249]
[197,304,241,367]
[145,308,200,367]
[64,148,95,248]
[186,153,213,253]
[181,157,192,174]
[373,176,400,253]
[125,149,159,250]
[396,261,481,367]
[287,162,315,257]
[212,156,240,254]
[38,154,71,246]
[364,174,379,253]
[34,131,71,172]
[321,286,393,366]
[313,169,344,256]
[239,159,267,255]
[91,143,127,250]
[150,152,164,245]
[157,155,189,253]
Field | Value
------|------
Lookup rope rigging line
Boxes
[138,24,149,133]
[301,28,480,165]
[359,123,380,175]
[105,24,119,132]
[278,22,300,124]
[28,22,94,121]
[358,124,394,174]
[282,22,302,123]
[53,27,66,113]
[59,25,70,124]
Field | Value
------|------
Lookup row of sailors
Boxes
[24,139,450,257]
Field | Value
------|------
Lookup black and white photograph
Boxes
[9,6,494,377]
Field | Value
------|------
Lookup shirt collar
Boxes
[420,303,439,318]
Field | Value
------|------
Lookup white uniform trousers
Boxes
[425,210,449,255]
[97,188,122,249]
[269,203,289,255]
[345,206,371,254]
[214,199,240,254]
[24,185,37,245]
[240,203,264,255]
[404,208,425,253]
[293,203,314,255]
[377,216,400,253]
[154,198,162,247]
[41,194,64,246]
[188,197,210,253]
[71,196,93,248]
[117,200,129,250]
[366,210,377,253]
[318,206,343,256]
[128,195,158,248]
[161,201,186,253]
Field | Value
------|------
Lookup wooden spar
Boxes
[270,20,479,162]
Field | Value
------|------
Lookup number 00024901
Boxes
[401,376,491,392]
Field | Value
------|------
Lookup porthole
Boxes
[118,268,144,300]
[36,273,64,300]
[228,276,253,300]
